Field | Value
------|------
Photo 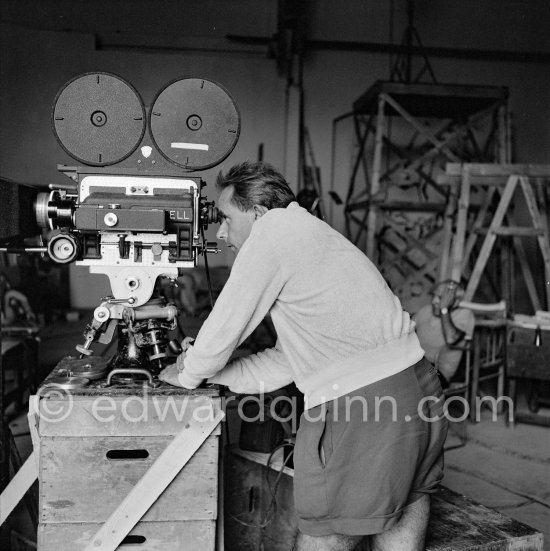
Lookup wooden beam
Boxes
[450,166,472,283]
[464,175,519,301]
[520,176,550,308]
[84,410,224,551]
[446,163,550,178]
[381,94,461,163]
[366,94,386,259]
[0,452,38,526]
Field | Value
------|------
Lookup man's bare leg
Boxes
[293,532,363,551]
[370,494,430,551]
[293,495,429,550]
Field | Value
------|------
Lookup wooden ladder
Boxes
[447,165,550,307]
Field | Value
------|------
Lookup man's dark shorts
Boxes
[293,357,448,536]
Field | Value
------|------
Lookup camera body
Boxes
[36,72,239,380]
[36,168,213,307]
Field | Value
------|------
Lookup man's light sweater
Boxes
[178,202,424,408]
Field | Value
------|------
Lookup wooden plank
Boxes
[490,227,542,236]
[498,103,511,163]
[216,434,225,551]
[426,487,543,550]
[439,180,459,281]
[38,520,216,551]
[353,81,507,116]
[351,112,372,204]
[520,176,550,308]
[28,396,40,469]
[39,435,219,523]
[450,165,472,282]
[0,451,37,526]
[83,410,224,551]
[39,395,222,437]
[439,174,526,186]
[366,93,386,259]
[7,427,38,529]
[446,163,550,178]
[0,397,45,529]
[460,186,496,277]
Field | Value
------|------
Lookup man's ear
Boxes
[253,204,269,219]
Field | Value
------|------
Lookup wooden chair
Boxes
[459,300,507,421]
[414,302,475,448]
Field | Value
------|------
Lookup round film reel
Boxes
[149,78,240,170]
[52,72,146,166]
[57,356,109,380]
[45,376,90,390]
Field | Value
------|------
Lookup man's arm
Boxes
[174,225,285,388]
[207,341,293,393]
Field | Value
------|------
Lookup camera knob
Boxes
[47,233,80,263]
[104,212,119,227]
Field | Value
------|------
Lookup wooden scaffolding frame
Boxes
[344,81,509,309]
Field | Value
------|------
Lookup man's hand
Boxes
[159,363,193,388]
[158,363,204,389]
[158,338,198,388]
[157,337,202,388]
[181,337,195,353]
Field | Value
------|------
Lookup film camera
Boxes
[34,72,240,386]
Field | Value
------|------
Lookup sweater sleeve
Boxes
[176,225,285,388]
[206,340,293,393]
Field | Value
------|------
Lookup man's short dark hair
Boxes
[216,161,296,211]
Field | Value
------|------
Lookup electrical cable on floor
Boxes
[265,441,294,498]
[228,441,295,529]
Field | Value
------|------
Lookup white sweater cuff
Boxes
[176,355,204,388]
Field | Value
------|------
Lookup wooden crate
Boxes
[39,435,218,523]
[36,387,221,550]
[507,325,550,382]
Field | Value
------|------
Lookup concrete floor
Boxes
[443,411,550,550]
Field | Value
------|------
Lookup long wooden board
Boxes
[83,410,224,551]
